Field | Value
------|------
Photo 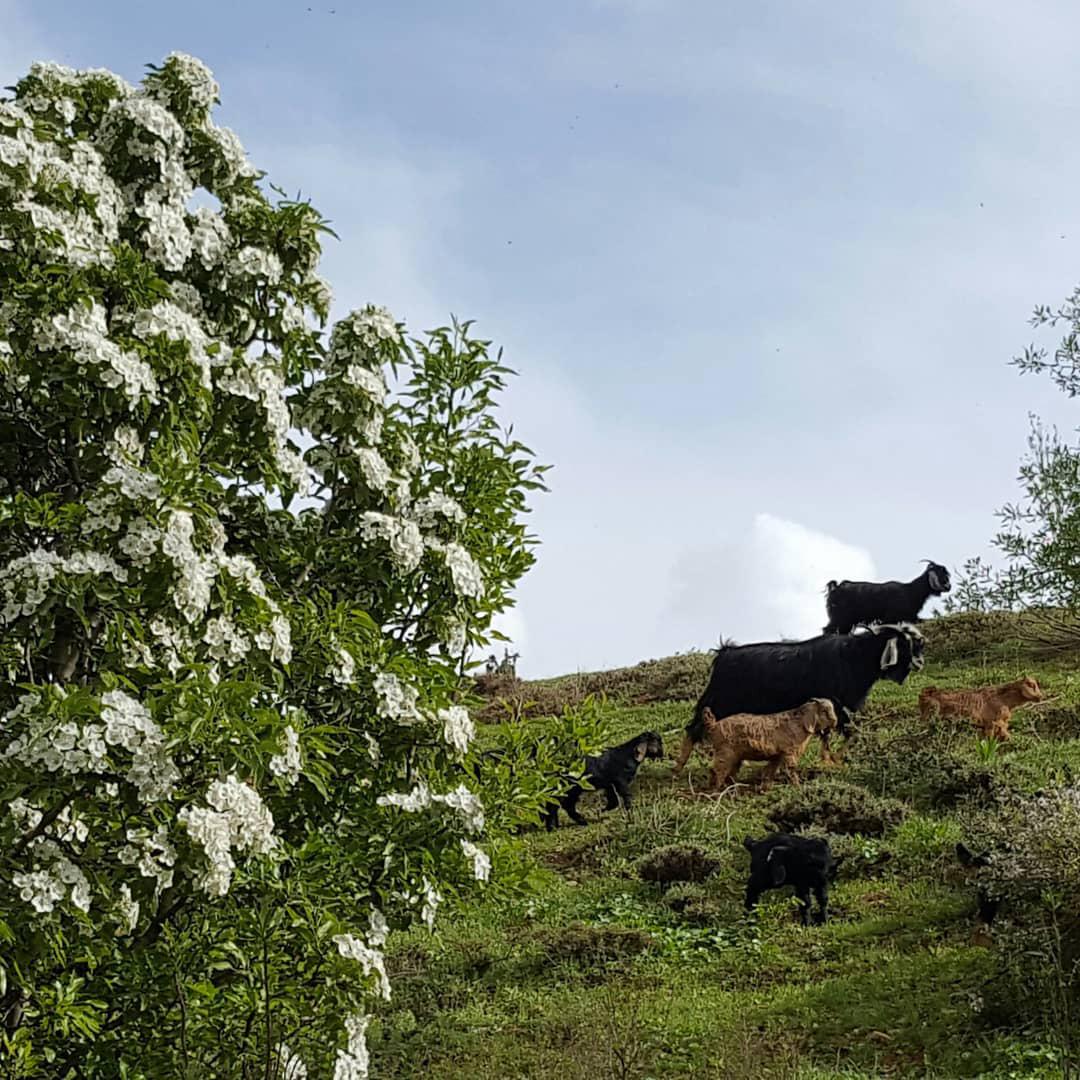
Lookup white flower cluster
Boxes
[130,299,217,390]
[275,1045,308,1080]
[13,843,91,914]
[189,206,230,269]
[37,301,160,406]
[0,546,128,624]
[145,52,219,113]
[332,1014,371,1080]
[355,447,391,493]
[376,781,485,834]
[115,883,140,935]
[3,688,176,808]
[342,363,387,405]
[439,705,474,755]
[460,839,492,883]
[373,672,421,724]
[358,513,424,573]
[203,615,251,664]
[441,542,484,599]
[162,510,216,624]
[118,825,176,895]
[229,245,283,285]
[420,877,441,930]
[217,354,308,492]
[412,492,466,528]
[101,689,179,802]
[0,98,124,267]
[269,724,302,787]
[332,933,392,1001]
[178,774,277,897]
[336,305,400,350]
[328,644,356,686]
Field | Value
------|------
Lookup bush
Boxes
[768,779,908,836]
[0,53,550,1075]
[637,844,721,888]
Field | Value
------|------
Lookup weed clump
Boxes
[768,779,907,836]
[534,922,655,962]
[637,844,720,888]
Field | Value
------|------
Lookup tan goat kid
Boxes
[701,698,838,792]
[918,675,1043,741]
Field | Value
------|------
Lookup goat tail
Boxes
[825,579,839,594]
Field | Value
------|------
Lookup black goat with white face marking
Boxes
[743,833,843,926]
[823,560,951,635]
[673,623,924,776]
[544,730,663,830]
[956,842,1002,926]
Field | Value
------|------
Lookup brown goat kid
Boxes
[702,698,838,792]
[918,676,1043,741]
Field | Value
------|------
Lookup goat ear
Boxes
[879,637,900,671]
[742,835,756,852]
[634,742,647,762]
[928,569,943,591]
[767,847,788,886]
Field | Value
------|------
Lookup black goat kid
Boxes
[544,731,663,830]
[956,842,1001,926]
[743,833,843,926]
[823,560,951,635]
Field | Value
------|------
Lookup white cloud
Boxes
[665,513,877,646]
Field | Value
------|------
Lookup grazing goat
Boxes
[743,833,843,925]
[823,560,951,635]
[919,675,1043,741]
[673,623,924,778]
[956,842,1001,927]
[702,699,838,791]
[544,730,663,830]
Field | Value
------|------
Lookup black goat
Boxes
[956,842,1002,926]
[823,560,951,635]
[673,623,924,776]
[743,833,843,925]
[544,730,664,830]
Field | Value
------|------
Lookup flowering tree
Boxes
[0,54,575,1076]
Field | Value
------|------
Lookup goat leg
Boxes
[672,732,695,778]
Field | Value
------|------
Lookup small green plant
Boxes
[976,736,1001,764]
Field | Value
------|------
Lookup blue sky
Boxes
[7,0,1080,676]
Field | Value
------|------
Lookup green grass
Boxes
[370,613,1080,1078]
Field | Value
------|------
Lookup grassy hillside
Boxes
[369,614,1080,1078]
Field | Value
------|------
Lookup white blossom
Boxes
[442,543,484,599]
[115,884,140,935]
[332,935,391,1001]
[420,876,441,930]
[373,672,421,724]
[276,1044,308,1080]
[35,301,158,405]
[461,839,491,883]
[269,724,302,787]
[413,491,465,527]
[118,825,176,895]
[328,645,356,686]
[178,774,276,897]
[439,705,474,755]
[332,1014,371,1080]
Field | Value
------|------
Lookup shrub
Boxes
[768,779,908,836]
[637,844,721,888]
[0,53,550,1074]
